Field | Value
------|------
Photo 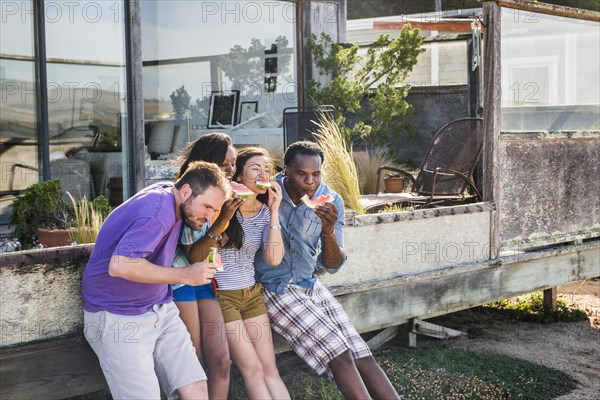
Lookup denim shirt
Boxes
[254,173,348,294]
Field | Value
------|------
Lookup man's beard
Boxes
[180,199,206,231]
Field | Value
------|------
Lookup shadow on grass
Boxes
[69,300,581,400]
[68,342,575,400]
[226,340,575,400]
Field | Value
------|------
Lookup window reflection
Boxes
[0,0,129,223]
[501,10,600,131]
[0,0,37,221]
[141,0,298,158]
[44,0,128,205]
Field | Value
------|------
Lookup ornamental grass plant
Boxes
[353,147,398,195]
[67,193,111,244]
[312,114,365,214]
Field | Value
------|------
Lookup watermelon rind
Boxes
[300,194,316,209]
[230,182,254,198]
[256,180,272,189]
[301,194,334,209]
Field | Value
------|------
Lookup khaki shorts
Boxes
[84,302,206,399]
[217,283,267,323]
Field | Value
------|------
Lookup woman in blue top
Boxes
[215,147,290,400]
[172,133,243,400]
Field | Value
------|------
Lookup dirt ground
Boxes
[437,279,600,400]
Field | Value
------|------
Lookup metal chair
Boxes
[282,106,335,148]
[360,117,484,212]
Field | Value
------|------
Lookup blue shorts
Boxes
[172,284,217,302]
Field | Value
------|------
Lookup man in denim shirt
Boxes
[255,141,399,399]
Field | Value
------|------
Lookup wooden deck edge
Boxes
[332,242,600,333]
[2,241,597,397]
[0,339,107,399]
[328,240,600,297]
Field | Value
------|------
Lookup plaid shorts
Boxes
[262,280,372,376]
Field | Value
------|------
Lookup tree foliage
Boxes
[219,35,291,95]
[306,27,424,145]
[170,85,191,115]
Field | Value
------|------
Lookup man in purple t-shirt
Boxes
[82,161,230,400]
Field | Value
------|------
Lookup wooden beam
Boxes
[366,326,400,351]
[398,321,418,348]
[373,20,473,33]
[491,0,600,22]
[412,319,466,340]
[543,287,557,312]
[482,2,502,260]
[332,244,599,333]
[125,0,145,196]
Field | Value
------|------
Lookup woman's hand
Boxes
[212,195,244,233]
[267,181,283,211]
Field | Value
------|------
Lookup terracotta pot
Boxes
[384,177,404,193]
[37,228,73,248]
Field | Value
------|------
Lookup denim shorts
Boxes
[173,283,217,302]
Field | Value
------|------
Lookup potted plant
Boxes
[9,179,73,249]
[383,173,405,193]
[8,179,112,249]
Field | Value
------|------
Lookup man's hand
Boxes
[184,261,221,286]
[314,202,338,236]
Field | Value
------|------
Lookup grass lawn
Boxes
[227,340,575,400]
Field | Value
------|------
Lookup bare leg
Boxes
[178,380,208,400]
[226,319,272,399]
[355,355,400,400]
[328,350,370,400]
[198,299,230,400]
[247,314,290,399]
[175,301,201,359]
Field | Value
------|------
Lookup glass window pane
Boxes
[405,40,468,86]
[0,1,38,221]
[141,0,298,162]
[501,9,600,131]
[44,0,128,205]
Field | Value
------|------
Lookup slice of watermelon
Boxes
[256,180,272,189]
[207,247,223,271]
[230,181,254,198]
[300,193,334,209]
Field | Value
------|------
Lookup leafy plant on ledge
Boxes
[8,179,73,249]
[306,27,424,146]
[8,179,113,249]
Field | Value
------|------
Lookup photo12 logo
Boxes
[1,2,129,24]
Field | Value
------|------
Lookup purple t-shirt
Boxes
[82,182,182,315]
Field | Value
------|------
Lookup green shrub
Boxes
[486,291,589,324]
[8,179,73,249]
[306,27,424,146]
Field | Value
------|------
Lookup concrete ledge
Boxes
[332,240,600,332]
[347,202,494,226]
